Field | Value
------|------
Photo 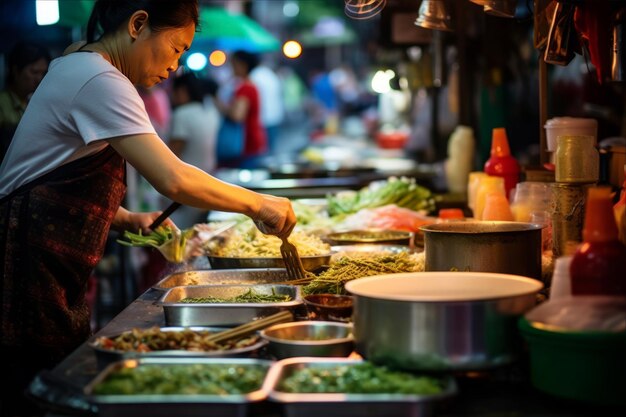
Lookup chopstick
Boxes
[204,310,293,344]
[149,202,181,230]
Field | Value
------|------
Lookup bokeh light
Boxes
[186,52,207,71]
[283,40,302,59]
[209,50,227,67]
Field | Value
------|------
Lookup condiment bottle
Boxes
[481,192,514,221]
[484,127,520,200]
[444,126,475,194]
[474,175,505,220]
[570,187,626,296]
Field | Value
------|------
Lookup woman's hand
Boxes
[113,207,177,233]
[252,194,297,238]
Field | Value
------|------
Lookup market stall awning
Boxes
[194,7,280,53]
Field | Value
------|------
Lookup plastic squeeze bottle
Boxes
[570,187,626,296]
[484,128,520,200]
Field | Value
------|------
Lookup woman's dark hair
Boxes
[172,72,205,103]
[6,42,51,84]
[232,50,260,73]
[86,0,199,43]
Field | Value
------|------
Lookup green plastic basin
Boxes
[518,317,626,407]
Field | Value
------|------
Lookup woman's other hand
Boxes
[253,194,296,238]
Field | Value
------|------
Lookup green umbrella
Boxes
[57,0,93,28]
[195,7,280,53]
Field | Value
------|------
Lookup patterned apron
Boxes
[0,145,126,360]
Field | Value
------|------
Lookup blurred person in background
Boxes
[0,1,295,414]
[250,59,284,154]
[214,50,267,166]
[168,72,220,228]
[0,41,50,162]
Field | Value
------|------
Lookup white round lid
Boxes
[544,117,597,128]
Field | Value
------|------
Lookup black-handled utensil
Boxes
[149,202,181,230]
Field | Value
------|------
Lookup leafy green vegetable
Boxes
[278,362,444,394]
[326,176,435,216]
[117,226,195,263]
[93,363,267,395]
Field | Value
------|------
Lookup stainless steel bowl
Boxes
[345,272,543,371]
[420,221,543,280]
[260,321,354,359]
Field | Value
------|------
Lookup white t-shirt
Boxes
[169,100,219,173]
[250,65,284,127]
[0,52,156,198]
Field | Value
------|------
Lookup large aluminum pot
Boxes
[420,221,543,280]
[345,272,543,371]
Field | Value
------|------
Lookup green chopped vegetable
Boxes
[180,288,292,304]
[278,362,444,395]
[93,363,267,395]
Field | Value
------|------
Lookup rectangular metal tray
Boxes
[262,357,457,417]
[158,284,302,326]
[153,268,292,290]
[89,326,268,370]
[85,357,271,417]
[207,253,331,271]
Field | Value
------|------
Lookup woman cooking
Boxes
[0,0,296,415]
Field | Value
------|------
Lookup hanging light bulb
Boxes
[344,0,387,20]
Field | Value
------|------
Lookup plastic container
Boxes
[437,208,465,222]
[474,175,505,220]
[481,192,514,221]
[570,187,626,296]
[544,117,597,152]
[554,135,599,183]
[467,171,487,212]
[484,128,520,200]
[518,317,626,407]
[510,181,551,222]
[549,255,572,299]
[444,126,475,193]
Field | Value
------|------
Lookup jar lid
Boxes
[544,117,597,128]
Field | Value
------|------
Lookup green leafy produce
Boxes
[278,362,444,394]
[326,176,435,216]
[180,288,292,304]
[117,226,195,263]
[93,363,267,395]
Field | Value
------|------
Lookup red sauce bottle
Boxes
[484,127,520,200]
[570,187,626,296]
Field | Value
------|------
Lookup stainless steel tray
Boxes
[330,244,413,255]
[207,253,331,271]
[158,284,302,326]
[153,268,292,290]
[263,357,457,417]
[85,357,271,417]
[326,230,412,246]
[89,326,268,370]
